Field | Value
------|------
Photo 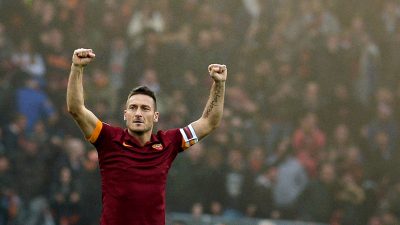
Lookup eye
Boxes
[142,106,151,111]
[128,105,137,110]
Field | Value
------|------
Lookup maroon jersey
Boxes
[88,120,198,225]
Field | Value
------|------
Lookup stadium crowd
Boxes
[1,0,400,224]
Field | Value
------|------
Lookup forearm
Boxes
[201,81,225,128]
[67,64,85,116]
[191,64,227,140]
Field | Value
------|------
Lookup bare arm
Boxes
[66,48,99,139]
[191,64,227,140]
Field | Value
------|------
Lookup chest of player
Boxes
[99,139,175,167]
[98,140,177,196]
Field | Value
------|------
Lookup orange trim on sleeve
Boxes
[189,140,196,146]
[181,138,189,150]
[87,120,103,143]
[181,138,198,151]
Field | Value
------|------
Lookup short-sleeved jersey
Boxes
[89,121,197,225]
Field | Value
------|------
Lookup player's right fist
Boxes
[72,48,96,67]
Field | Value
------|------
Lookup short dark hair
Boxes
[127,86,157,109]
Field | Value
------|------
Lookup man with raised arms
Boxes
[66,48,227,225]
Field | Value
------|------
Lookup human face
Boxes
[124,94,159,135]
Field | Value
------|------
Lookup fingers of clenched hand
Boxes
[208,64,227,74]
[72,48,95,67]
[208,64,227,82]
[74,48,95,59]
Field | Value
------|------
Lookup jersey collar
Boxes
[122,129,160,148]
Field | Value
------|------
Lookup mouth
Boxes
[133,120,144,124]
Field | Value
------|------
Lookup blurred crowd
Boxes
[1,0,400,225]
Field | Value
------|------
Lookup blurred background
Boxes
[1,0,400,224]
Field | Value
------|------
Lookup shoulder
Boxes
[156,125,199,151]
[91,122,124,145]
[100,122,124,137]
[156,128,181,141]
[155,128,183,149]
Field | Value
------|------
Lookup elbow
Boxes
[212,120,222,129]
[208,119,222,131]
[67,108,78,118]
[66,103,75,114]
[67,105,82,118]
[196,116,222,136]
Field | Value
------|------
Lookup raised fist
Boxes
[72,48,96,67]
[208,64,227,82]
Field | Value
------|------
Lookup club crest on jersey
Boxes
[152,143,163,151]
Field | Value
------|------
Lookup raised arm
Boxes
[191,64,227,140]
[66,48,99,139]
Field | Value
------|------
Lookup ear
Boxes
[153,112,159,122]
[123,110,127,121]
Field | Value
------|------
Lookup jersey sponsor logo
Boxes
[152,143,163,151]
[122,141,134,148]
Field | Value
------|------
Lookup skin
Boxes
[124,94,159,144]
[67,48,227,146]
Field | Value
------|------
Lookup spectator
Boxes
[49,166,80,225]
[15,77,57,134]
[167,143,207,213]
[13,137,53,225]
[365,130,397,182]
[53,138,86,181]
[222,149,246,219]
[78,149,101,225]
[242,147,267,217]
[292,112,326,177]
[127,1,166,48]
[85,67,116,117]
[139,67,161,95]
[124,29,163,91]
[381,211,399,225]
[386,180,400,219]
[107,36,129,109]
[0,22,14,78]
[0,154,19,224]
[271,140,308,219]
[365,103,399,161]
[321,84,364,133]
[246,165,277,218]
[11,38,46,80]
[39,27,70,76]
[354,32,381,106]
[298,163,338,223]
[2,114,27,159]
[299,81,326,116]
[336,171,366,225]
[201,149,225,216]
[367,215,383,225]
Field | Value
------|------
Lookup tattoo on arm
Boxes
[204,84,222,118]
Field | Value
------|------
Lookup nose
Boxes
[134,109,143,117]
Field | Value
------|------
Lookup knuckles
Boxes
[208,64,227,74]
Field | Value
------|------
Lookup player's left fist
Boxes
[208,64,227,82]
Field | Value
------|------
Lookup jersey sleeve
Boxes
[86,120,118,148]
[87,120,103,143]
[179,124,199,151]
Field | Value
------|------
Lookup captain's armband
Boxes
[180,124,199,150]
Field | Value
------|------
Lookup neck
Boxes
[128,129,152,146]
